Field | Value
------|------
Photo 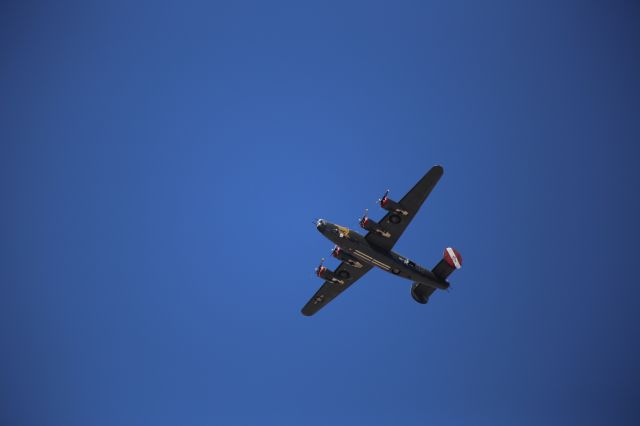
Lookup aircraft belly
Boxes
[350,246,416,279]
[355,246,445,288]
[325,229,444,287]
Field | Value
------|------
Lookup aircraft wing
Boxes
[365,166,444,252]
[301,262,373,316]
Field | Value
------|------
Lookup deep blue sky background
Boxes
[1,1,639,425]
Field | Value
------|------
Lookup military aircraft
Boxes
[301,165,462,316]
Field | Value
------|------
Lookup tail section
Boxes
[411,282,436,304]
[411,247,462,305]
[432,247,463,281]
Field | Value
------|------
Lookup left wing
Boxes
[365,166,444,252]
[301,262,373,316]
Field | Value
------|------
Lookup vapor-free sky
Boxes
[2,1,639,425]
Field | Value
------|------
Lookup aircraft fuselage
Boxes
[316,219,448,290]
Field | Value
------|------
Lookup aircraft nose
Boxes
[316,219,326,231]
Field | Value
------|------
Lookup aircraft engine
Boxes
[379,190,408,216]
[315,258,345,284]
[331,246,364,268]
[359,210,379,231]
[359,209,391,238]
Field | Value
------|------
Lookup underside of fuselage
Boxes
[317,220,448,290]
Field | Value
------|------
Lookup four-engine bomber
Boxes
[302,165,463,316]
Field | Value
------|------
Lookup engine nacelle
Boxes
[359,215,378,231]
[360,216,391,238]
[316,265,345,284]
[332,246,364,268]
[380,192,409,216]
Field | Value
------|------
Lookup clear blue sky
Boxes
[1,1,639,425]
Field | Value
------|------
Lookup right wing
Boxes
[301,262,373,316]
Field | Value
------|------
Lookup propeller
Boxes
[378,189,390,206]
[315,258,326,275]
[358,208,369,225]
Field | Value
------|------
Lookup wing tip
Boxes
[431,164,444,175]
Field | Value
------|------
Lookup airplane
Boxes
[301,165,462,316]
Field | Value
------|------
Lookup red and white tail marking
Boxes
[444,247,462,269]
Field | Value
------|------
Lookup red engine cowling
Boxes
[380,190,408,215]
[316,264,346,284]
[332,246,364,268]
[359,216,379,231]
[316,264,333,280]
[359,211,391,238]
